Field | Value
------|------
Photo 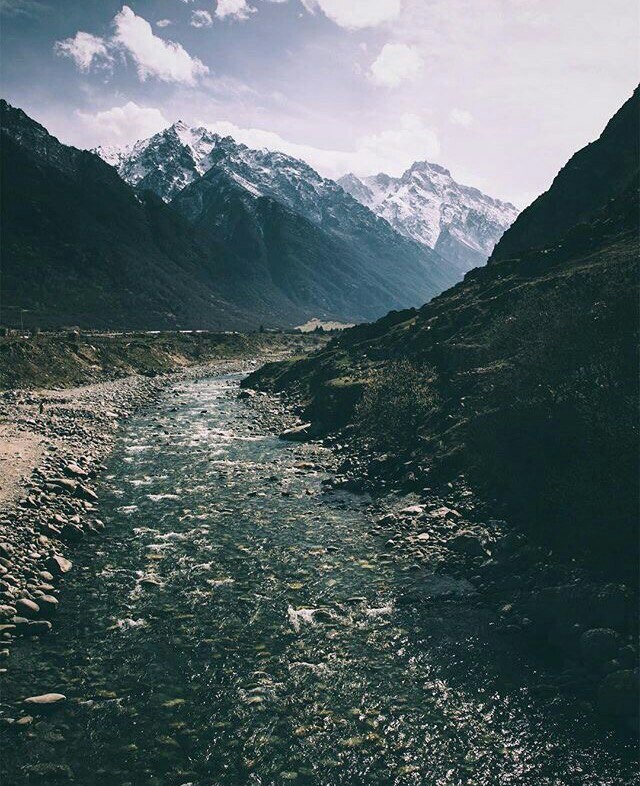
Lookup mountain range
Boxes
[1,102,517,331]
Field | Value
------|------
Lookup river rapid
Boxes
[2,372,637,785]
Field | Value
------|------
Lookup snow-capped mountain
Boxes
[95,122,458,323]
[338,163,519,273]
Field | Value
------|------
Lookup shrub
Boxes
[354,360,440,453]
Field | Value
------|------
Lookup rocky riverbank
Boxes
[241,384,640,734]
[0,353,305,683]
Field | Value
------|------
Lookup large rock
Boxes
[597,670,639,716]
[448,531,486,557]
[24,692,66,708]
[15,598,40,619]
[45,555,72,575]
[280,423,313,442]
[580,628,620,669]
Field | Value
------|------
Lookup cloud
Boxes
[54,31,113,72]
[215,0,256,20]
[190,9,213,27]
[77,101,169,146]
[0,0,46,16]
[199,112,439,178]
[113,5,209,84]
[301,0,401,29]
[369,43,422,87]
[156,19,172,28]
[449,107,473,126]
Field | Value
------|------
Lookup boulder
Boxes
[15,598,40,619]
[448,531,486,557]
[279,423,313,442]
[45,555,72,575]
[597,670,639,716]
[24,692,66,708]
[580,628,621,669]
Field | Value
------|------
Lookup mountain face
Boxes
[97,124,457,323]
[248,88,639,581]
[338,163,519,274]
[0,101,248,330]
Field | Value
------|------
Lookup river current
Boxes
[2,373,637,785]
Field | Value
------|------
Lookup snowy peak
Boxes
[338,163,519,272]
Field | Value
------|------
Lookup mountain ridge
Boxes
[338,161,519,274]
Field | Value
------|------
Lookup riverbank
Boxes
[0,332,322,669]
[2,370,637,785]
[240,381,640,733]
[0,329,324,390]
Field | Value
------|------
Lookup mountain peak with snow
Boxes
[338,163,519,273]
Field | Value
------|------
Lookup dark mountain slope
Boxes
[0,101,249,330]
[173,165,453,324]
[248,88,639,580]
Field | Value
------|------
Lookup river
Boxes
[2,372,637,785]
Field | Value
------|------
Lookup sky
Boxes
[1,0,638,207]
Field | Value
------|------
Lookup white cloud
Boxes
[113,5,209,84]
[449,107,473,126]
[190,9,213,27]
[156,19,172,28]
[54,31,112,72]
[199,112,439,178]
[215,0,256,20]
[77,101,169,146]
[369,43,422,87]
[301,0,401,29]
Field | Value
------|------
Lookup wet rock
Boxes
[0,542,13,558]
[597,669,640,717]
[45,555,73,575]
[580,628,621,669]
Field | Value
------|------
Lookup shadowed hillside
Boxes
[247,88,640,581]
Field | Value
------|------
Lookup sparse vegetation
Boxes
[354,360,440,453]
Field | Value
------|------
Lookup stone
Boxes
[76,484,98,502]
[580,628,621,668]
[0,604,17,619]
[13,618,52,636]
[0,542,13,558]
[448,531,486,557]
[61,524,84,543]
[45,555,72,575]
[15,598,40,619]
[597,670,639,716]
[280,423,313,442]
[64,462,88,478]
[37,595,59,616]
[24,692,66,708]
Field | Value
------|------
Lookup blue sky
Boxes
[1,0,638,206]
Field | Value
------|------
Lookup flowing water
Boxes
[2,374,638,785]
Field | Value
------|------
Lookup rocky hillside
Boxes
[0,101,249,331]
[248,88,639,582]
[339,162,518,274]
[97,123,457,324]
